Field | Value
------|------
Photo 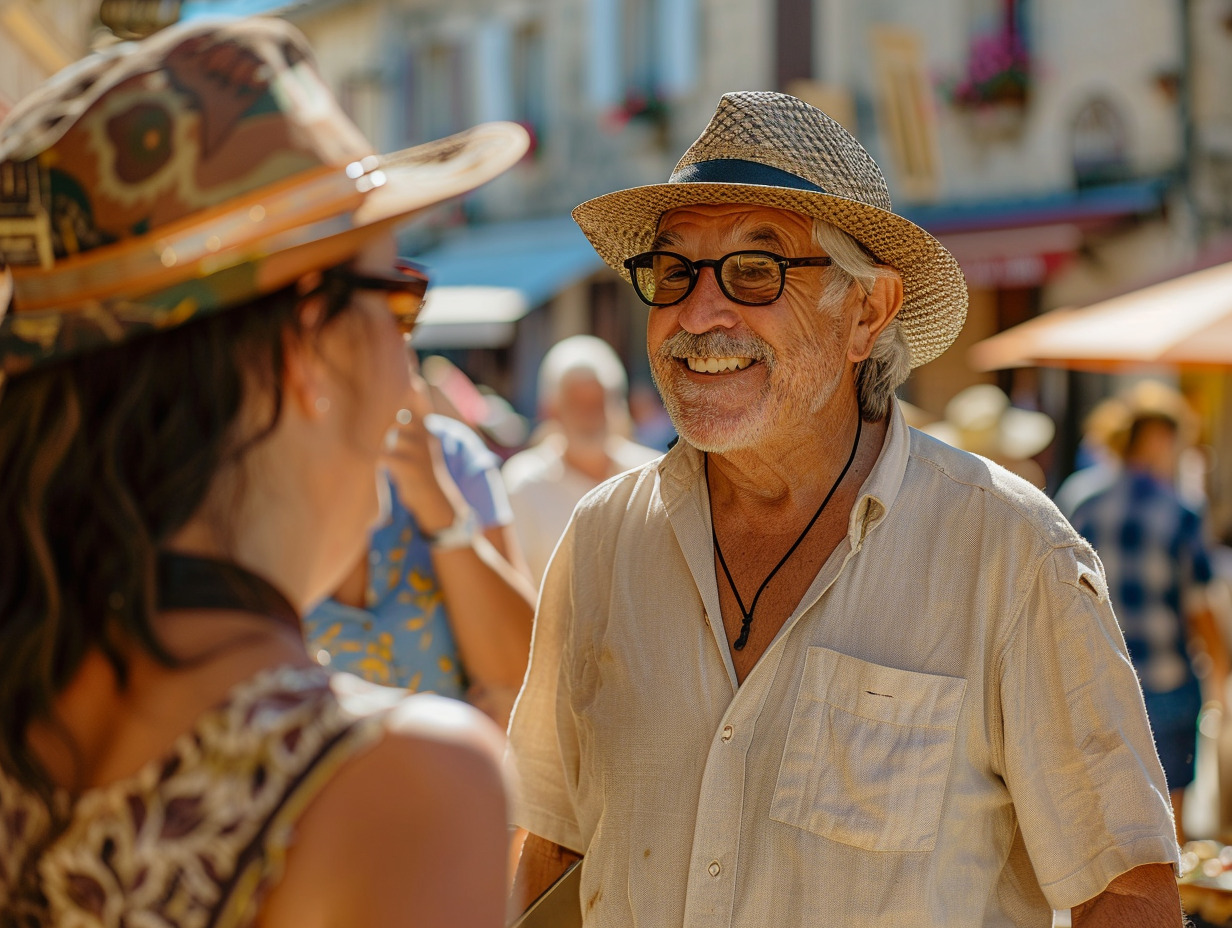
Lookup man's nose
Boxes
[675,267,741,334]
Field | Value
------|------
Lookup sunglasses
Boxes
[320,259,430,334]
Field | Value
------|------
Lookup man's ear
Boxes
[848,270,904,364]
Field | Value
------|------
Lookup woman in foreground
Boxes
[0,16,527,927]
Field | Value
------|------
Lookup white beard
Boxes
[650,322,846,454]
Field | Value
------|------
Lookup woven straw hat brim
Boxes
[572,182,968,368]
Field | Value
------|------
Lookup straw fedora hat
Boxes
[572,92,967,368]
[0,17,528,379]
[922,384,1055,461]
[1104,379,1200,457]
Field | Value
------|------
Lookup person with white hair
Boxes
[502,335,661,585]
[507,92,1181,927]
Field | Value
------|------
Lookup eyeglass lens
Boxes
[632,252,785,306]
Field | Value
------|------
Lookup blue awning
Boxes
[407,216,607,308]
[181,0,295,18]
[901,179,1168,235]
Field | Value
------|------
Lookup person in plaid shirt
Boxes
[1071,385,1229,844]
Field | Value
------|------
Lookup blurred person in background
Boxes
[1071,382,1229,846]
[628,380,678,451]
[502,335,660,585]
[921,383,1055,489]
[1054,395,1130,518]
[304,345,536,729]
[0,18,528,926]
[419,353,533,456]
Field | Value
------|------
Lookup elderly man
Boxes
[508,93,1181,927]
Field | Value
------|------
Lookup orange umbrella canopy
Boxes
[969,261,1232,372]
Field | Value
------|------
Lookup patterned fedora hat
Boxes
[0,17,528,379]
[572,91,967,368]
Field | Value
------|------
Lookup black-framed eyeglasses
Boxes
[622,250,833,307]
[321,259,430,334]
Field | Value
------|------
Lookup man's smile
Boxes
[684,356,755,374]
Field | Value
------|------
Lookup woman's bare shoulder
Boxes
[374,691,509,781]
[260,692,510,928]
[329,676,508,781]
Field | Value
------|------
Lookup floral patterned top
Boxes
[0,665,403,928]
[303,414,512,697]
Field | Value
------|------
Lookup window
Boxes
[622,0,656,103]
[406,38,473,143]
[775,0,813,89]
[512,20,548,134]
[587,0,696,112]
[339,70,385,148]
[1071,97,1129,187]
[869,25,940,201]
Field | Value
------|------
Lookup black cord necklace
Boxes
[707,414,863,651]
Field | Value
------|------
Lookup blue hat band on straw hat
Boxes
[670,158,828,193]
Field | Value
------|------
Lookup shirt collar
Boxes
[849,398,911,545]
[655,397,914,546]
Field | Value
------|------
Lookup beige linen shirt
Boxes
[508,401,1177,928]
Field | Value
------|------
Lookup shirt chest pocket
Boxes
[770,647,966,853]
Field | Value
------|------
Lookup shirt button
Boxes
[703,612,710,627]
[720,725,733,743]
[708,861,721,877]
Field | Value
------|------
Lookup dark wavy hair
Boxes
[0,282,348,804]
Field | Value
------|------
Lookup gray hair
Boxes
[537,334,629,409]
[812,220,911,421]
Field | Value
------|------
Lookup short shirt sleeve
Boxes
[426,414,514,528]
[506,518,586,854]
[997,542,1178,910]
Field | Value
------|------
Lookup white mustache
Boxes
[659,330,774,364]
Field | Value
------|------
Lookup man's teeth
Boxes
[686,356,753,374]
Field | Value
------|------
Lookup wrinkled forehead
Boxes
[652,203,815,253]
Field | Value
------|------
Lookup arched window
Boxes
[1071,97,1129,186]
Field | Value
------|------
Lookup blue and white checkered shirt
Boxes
[1071,468,1212,694]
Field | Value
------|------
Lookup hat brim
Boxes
[1,122,528,375]
[922,407,1054,459]
[999,407,1056,459]
[572,182,967,368]
[357,121,530,227]
[248,121,532,303]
